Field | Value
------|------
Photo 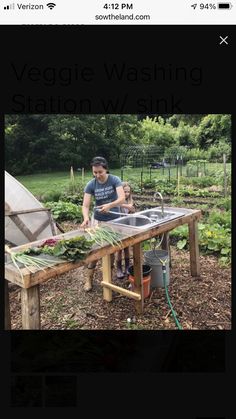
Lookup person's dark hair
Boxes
[90,156,109,170]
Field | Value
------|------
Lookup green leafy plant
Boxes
[170,223,231,266]
[41,190,62,202]
[208,210,231,228]
[142,179,156,189]
[20,236,94,263]
[61,182,85,205]
[181,176,216,188]
[44,201,83,223]
[214,197,231,211]
[171,197,184,207]
[51,236,93,261]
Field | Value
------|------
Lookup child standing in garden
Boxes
[116,182,135,279]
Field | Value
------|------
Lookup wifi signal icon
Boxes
[47,3,56,9]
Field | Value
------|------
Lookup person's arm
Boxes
[97,185,125,213]
[80,193,92,227]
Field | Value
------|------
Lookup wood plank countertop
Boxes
[5,207,201,289]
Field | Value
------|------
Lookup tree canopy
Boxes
[5,114,231,175]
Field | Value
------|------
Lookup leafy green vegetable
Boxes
[19,236,94,263]
[51,236,93,261]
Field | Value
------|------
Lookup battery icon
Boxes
[218,3,232,8]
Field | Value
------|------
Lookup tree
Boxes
[139,116,176,151]
[196,114,231,149]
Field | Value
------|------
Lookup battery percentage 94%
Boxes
[191,3,217,9]
[200,3,216,9]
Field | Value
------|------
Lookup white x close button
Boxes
[219,35,229,45]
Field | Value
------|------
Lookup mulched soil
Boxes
[8,246,231,330]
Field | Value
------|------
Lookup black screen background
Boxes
[0,25,234,413]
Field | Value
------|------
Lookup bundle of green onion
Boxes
[85,225,123,248]
[5,245,60,279]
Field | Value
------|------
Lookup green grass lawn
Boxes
[15,162,231,200]
[16,172,75,199]
[16,169,126,199]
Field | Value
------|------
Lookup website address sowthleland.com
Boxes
[95,13,151,21]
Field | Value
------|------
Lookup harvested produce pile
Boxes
[5,226,123,277]
[85,225,123,248]
[5,245,59,279]
[38,237,93,262]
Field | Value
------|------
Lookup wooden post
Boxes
[5,280,11,330]
[82,168,85,183]
[70,166,75,182]
[48,210,57,235]
[188,220,200,277]
[140,171,143,191]
[223,154,227,197]
[177,170,180,196]
[133,243,144,313]
[21,285,41,329]
[102,254,112,302]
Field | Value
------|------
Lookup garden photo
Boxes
[4,114,231,330]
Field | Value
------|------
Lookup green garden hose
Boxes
[159,258,183,330]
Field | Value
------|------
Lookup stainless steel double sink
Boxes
[108,207,189,230]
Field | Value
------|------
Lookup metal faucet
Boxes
[153,191,164,218]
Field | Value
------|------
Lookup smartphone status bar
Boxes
[0,0,235,25]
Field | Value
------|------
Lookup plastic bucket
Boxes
[128,264,152,299]
[144,250,170,288]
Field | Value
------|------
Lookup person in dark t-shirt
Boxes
[80,156,125,291]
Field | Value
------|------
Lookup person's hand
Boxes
[127,204,135,213]
[96,203,111,213]
[80,218,90,228]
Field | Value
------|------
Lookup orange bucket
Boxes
[128,265,152,299]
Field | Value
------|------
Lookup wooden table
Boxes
[5,207,201,329]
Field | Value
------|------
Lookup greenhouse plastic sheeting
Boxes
[5,171,55,246]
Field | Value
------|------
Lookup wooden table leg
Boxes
[161,232,172,268]
[133,243,144,314]
[188,220,200,277]
[102,254,112,302]
[5,280,11,330]
[21,285,41,329]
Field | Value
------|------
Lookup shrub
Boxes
[215,197,231,211]
[181,176,215,188]
[170,222,231,266]
[208,210,231,228]
[44,201,83,223]
[142,179,156,189]
[60,192,84,205]
[41,190,62,202]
